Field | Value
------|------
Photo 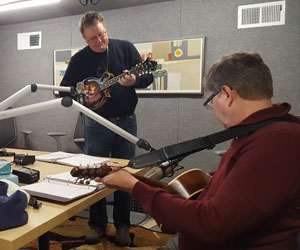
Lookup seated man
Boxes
[96,52,300,250]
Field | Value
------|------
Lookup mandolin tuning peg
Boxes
[85,179,90,185]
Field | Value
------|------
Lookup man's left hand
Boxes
[119,70,136,86]
[95,168,138,194]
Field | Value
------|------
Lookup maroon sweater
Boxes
[132,103,300,250]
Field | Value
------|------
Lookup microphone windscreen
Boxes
[76,82,84,92]
[143,167,163,180]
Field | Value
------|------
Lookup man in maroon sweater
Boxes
[97,52,300,249]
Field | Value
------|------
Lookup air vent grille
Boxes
[238,1,285,29]
[29,34,40,47]
[17,31,41,50]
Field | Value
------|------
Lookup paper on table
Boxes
[56,154,109,167]
[35,151,77,163]
[36,152,109,167]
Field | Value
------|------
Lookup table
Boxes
[0,149,147,250]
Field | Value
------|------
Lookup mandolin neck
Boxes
[97,67,143,92]
[97,73,124,92]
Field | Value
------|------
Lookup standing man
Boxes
[97,52,300,250]
[60,11,153,247]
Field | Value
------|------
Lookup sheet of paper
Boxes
[56,154,109,167]
[35,151,77,162]
[36,152,109,167]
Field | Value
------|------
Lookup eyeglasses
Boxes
[86,30,107,42]
[203,90,220,110]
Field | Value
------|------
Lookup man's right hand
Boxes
[84,91,101,105]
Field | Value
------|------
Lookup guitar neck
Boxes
[132,173,172,192]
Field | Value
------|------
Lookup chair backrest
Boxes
[0,116,16,148]
[73,113,85,152]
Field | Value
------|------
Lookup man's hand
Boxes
[118,70,136,86]
[95,167,139,194]
[84,90,101,105]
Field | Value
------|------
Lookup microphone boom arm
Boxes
[0,84,153,152]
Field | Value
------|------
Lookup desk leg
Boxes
[38,232,49,250]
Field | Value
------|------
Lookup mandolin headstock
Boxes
[130,58,158,76]
[142,57,158,72]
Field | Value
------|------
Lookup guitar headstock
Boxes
[70,164,112,180]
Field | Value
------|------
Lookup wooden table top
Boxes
[0,148,147,250]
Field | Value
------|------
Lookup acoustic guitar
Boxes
[81,58,157,111]
[70,164,211,233]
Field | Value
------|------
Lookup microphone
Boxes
[143,158,182,180]
[144,165,172,180]
[76,82,85,104]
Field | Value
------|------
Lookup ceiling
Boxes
[0,0,172,26]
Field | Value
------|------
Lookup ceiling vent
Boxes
[17,31,42,50]
[238,1,285,29]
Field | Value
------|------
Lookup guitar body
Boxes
[167,168,211,199]
[70,165,211,234]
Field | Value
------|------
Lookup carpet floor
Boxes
[22,217,172,250]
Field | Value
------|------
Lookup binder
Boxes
[21,171,105,204]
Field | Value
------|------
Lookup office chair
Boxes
[0,112,16,149]
[46,132,67,151]
[20,130,32,149]
[73,113,85,153]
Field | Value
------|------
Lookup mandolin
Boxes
[81,58,157,111]
[70,164,211,233]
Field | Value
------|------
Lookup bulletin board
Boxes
[53,37,205,94]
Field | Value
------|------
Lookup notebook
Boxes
[22,171,105,203]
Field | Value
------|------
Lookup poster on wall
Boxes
[135,37,205,94]
[53,48,80,94]
[53,37,205,94]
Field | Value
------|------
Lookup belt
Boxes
[107,114,133,122]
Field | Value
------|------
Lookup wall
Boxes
[0,0,299,176]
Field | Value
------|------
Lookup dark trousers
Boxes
[84,113,137,230]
